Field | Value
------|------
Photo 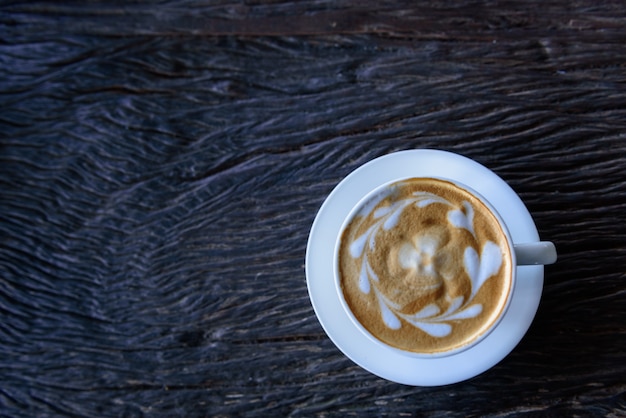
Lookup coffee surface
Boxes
[338,178,513,354]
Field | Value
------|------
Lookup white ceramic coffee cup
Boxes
[306,149,556,385]
[333,176,556,358]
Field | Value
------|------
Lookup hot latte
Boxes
[337,178,513,355]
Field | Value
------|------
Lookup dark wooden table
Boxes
[1,1,625,416]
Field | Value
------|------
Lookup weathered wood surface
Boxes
[1,1,625,416]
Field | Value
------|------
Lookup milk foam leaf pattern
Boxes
[359,256,371,294]
[464,247,480,294]
[441,296,464,317]
[411,303,440,319]
[350,224,377,258]
[447,201,475,236]
[383,200,413,230]
[365,255,379,283]
[412,192,452,208]
[399,313,453,337]
[349,188,505,339]
[358,253,379,294]
[464,241,503,299]
[443,304,483,321]
[374,288,401,329]
[373,206,391,219]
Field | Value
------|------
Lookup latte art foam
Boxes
[338,178,513,354]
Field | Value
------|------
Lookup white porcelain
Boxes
[306,149,545,386]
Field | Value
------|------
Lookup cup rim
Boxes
[333,175,518,359]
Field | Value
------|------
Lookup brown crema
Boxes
[338,178,513,354]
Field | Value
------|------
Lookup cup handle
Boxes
[514,242,557,265]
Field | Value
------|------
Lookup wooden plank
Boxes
[0,1,625,416]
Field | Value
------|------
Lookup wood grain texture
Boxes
[1,1,625,416]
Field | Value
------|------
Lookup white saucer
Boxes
[305,150,544,386]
